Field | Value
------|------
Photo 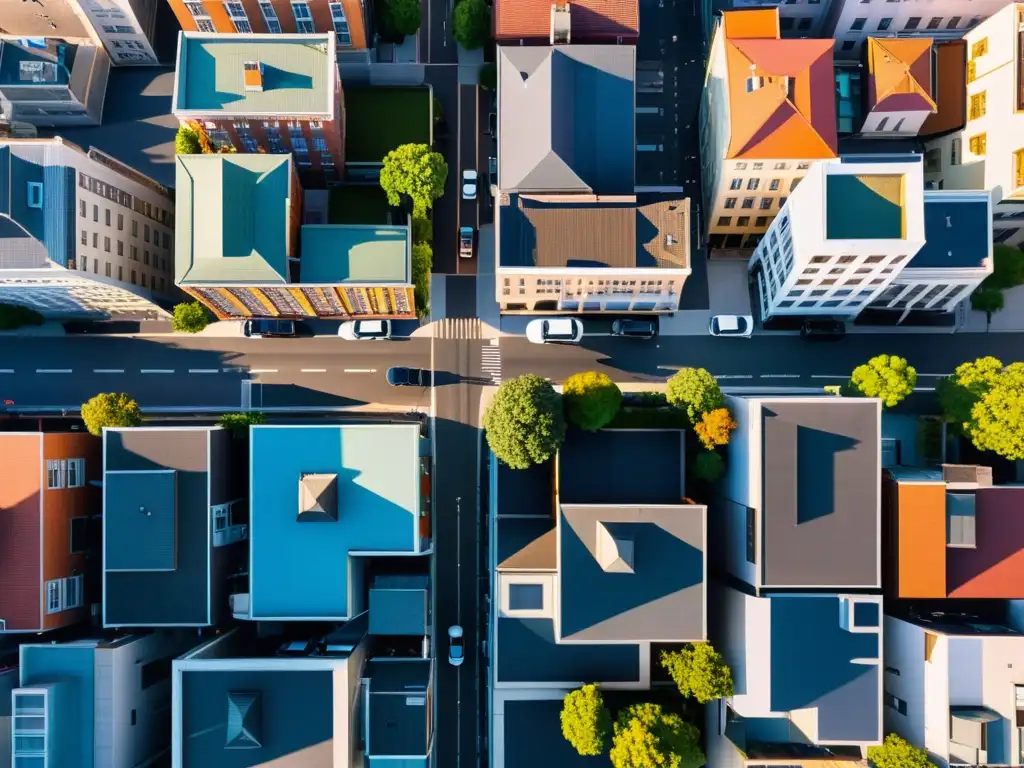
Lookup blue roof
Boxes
[250,424,422,620]
[0,143,76,269]
[910,192,991,269]
[496,617,640,684]
[105,470,177,571]
[503,699,606,768]
[369,575,429,635]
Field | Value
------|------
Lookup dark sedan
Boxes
[386,367,431,387]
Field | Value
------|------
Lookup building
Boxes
[923,3,1024,247]
[729,0,832,37]
[12,632,202,768]
[0,431,100,634]
[490,428,706,768]
[883,613,1024,768]
[230,424,429,622]
[494,0,639,46]
[172,32,343,184]
[0,38,109,127]
[167,0,369,50]
[0,137,176,319]
[860,38,937,136]
[369,575,429,636]
[103,426,247,628]
[175,153,415,319]
[700,8,837,253]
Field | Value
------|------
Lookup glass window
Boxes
[730,178,742,190]
[92,204,98,222]
[747,178,760,190]
[260,1,282,32]
[718,216,732,226]
[904,16,921,29]
[47,459,65,489]
[105,209,110,226]
[509,584,544,610]
[329,2,351,43]
[724,198,736,209]
[741,197,755,209]
[759,198,773,210]
[79,200,86,217]
[851,17,866,29]
[45,580,62,614]
[292,2,315,31]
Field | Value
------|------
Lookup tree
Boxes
[660,643,734,703]
[563,371,622,432]
[412,216,433,245]
[171,301,210,334]
[218,412,267,438]
[844,354,917,407]
[971,287,1004,321]
[480,62,497,90]
[989,243,1024,289]
[175,124,201,155]
[412,242,432,318]
[692,451,724,483]
[187,120,215,154]
[560,684,610,756]
[484,374,566,469]
[81,392,142,436]
[0,302,44,331]
[694,408,737,450]
[379,0,421,37]
[379,144,448,216]
[610,703,705,768]
[937,356,1005,431]
[964,363,1024,460]
[453,0,491,50]
[867,734,936,768]
[666,368,725,425]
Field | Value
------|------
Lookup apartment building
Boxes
[168,0,369,49]
[494,0,639,46]
[699,9,838,254]
[0,138,176,319]
[172,31,344,185]
[730,0,832,37]
[923,3,1024,247]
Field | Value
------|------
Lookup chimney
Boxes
[596,522,635,574]
[243,60,264,92]
[550,1,571,45]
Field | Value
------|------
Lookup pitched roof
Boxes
[922,40,966,136]
[866,38,936,115]
[722,11,837,160]
[0,433,42,631]
[495,0,639,41]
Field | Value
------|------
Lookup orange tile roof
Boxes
[495,0,639,41]
[895,482,947,598]
[722,10,837,160]
[922,40,966,137]
[866,38,937,115]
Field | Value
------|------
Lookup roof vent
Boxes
[596,522,635,574]
[665,234,677,246]
[550,2,571,45]
[243,60,264,92]
[298,473,338,522]
[225,691,262,749]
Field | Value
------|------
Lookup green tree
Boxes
[610,703,705,768]
[937,356,1005,431]
[412,215,433,245]
[175,124,201,155]
[692,451,724,483]
[971,287,1004,321]
[379,0,421,36]
[171,301,210,333]
[453,0,491,50]
[412,242,432,318]
[666,367,725,425]
[964,363,1024,460]
[694,408,737,450]
[217,412,267,438]
[843,354,917,407]
[480,61,497,90]
[484,374,566,469]
[989,244,1024,289]
[560,684,610,756]
[379,144,448,216]
[660,643,734,703]
[81,392,142,436]
[563,371,622,432]
[867,734,936,768]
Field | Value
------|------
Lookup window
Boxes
[851,17,866,30]
[790,177,801,192]
[117,240,123,256]
[839,40,855,51]
[81,230,87,246]
[92,204,98,222]
[291,2,314,32]
[969,133,987,155]
[329,2,351,44]
[904,16,921,29]
[969,91,986,120]
[131,270,137,285]
[118,266,123,281]
[778,196,787,207]
[45,580,61,614]
[755,216,768,227]
[951,137,962,165]
[747,178,760,191]
[66,458,84,488]
[926,16,941,28]
[724,198,737,209]
[742,198,755,209]
[92,233,98,248]
[26,182,43,209]
[737,216,750,226]
[780,16,794,30]
[224,1,252,32]
[259,2,281,31]
[759,198,773,210]
[877,17,892,30]
[117,213,123,231]
[745,507,756,563]
[718,216,732,226]
[509,584,544,610]
[971,37,988,58]
[884,692,908,716]
[967,60,976,82]
[797,17,811,31]
[769,178,781,191]
[877,116,889,130]
[130,245,138,261]
[105,263,111,278]
[1015,148,1024,189]
[63,575,83,610]
[144,224,150,244]
[105,209,110,226]
[730,178,742,190]
[47,459,65,489]
[79,200,86,217]
[893,118,905,132]
[104,236,110,253]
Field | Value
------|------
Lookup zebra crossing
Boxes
[480,342,502,384]
[434,318,482,340]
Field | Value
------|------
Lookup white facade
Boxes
[731,0,833,36]
[923,3,1024,247]
[74,0,160,66]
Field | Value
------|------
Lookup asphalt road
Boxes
[457,84,480,274]
[427,66,460,275]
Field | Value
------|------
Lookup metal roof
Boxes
[909,192,991,270]
[299,224,410,284]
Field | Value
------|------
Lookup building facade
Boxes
[167,0,369,50]
[0,138,176,319]
[729,0,833,37]
[493,0,639,46]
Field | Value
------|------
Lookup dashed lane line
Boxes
[343,368,377,373]
[248,368,278,373]
[140,369,174,374]
[301,368,327,373]
[37,369,72,374]
[94,369,124,374]
[189,369,220,374]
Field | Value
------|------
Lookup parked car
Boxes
[243,318,296,338]
[800,319,846,340]
[448,625,464,667]
[708,314,753,338]
[462,169,477,200]
[338,319,392,340]
[525,317,584,345]
[459,227,475,259]
[386,367,431,387]
[611,318,658,339]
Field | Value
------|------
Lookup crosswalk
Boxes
[480,343,502,384]
[434,318,482,340]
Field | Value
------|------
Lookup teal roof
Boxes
[174,33,334,116]
[299,224,410,284]
[369,575,429,635]
[825,173,905,240]
[175,154,292,285]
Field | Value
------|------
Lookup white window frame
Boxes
[259,1,282,32]
[329,2,351,44]
[45,580,62,614]
[62,575,84,610]
[46,459,65,490]
[498,573,554,619]
[66,458,84,488]
[224,2,252,32]
[292,1,315,32]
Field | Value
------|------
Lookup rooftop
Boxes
[558,429,684,505]
[865,37,936,115]
[495,0,639,40]
[721,9,837,160]
[0,3,91,38]
[368,575,429,635]
[501,698,611,768]
[175,154,292,285]
[0,142,73,270]
[908,192,991,270]
[498,194,690,270]
[364,660,431,758]
[921,41,966,137]
[759,399,880,589]
[498,45,635,194]
[825,174,905,240]
[249,424,422,620]
[174,33,335,117]
[0,39,74,88]
[299,225,410,284]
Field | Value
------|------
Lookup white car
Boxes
[462,169,478,200]
[338,319,391,340]
[525,317,584,345]
[448,625,464,667]
[709,314,754,338]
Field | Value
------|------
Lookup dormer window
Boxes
[26,182,43,209]
[243,60,264,92]
[746,76,764,93]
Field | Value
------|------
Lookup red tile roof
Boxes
[495,0,639,41]
[0,434,42,631]
[866,38,936,115]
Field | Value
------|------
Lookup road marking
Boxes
[0,369,14,374]
[223,368,244,373]
[343,368,376,373]
[37,369,72,374]
[761,374,800,379]
[141,369,174,374]
[811,375,847,379]
[716,374,752,379]
[301,368,327,373]
[249,368,278,373]
[94,369,124,374]
[583,332,613,336]
[189,369,220,374]
[917,373,950,377]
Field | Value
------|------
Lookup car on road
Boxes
[525,317,584,345]
[800,318,846,340]
[459,227,475,259]
[488,156,497,197]
[612,318,658,339]
[709,314,753,338]
[338,319,392,341]
[462,169,477,200]
[244,318,296,338]
[448,625,464,667]
[386,367,431,387]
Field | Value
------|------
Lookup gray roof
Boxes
[559,504,705,642]
[498,45,635,194]
[558,429,683,505]
[365,660,431,757]
[760,399,880,589]
[369,575,429,635]
[909,191,991,270]
[502,699,609,768]
[105,470,178,571]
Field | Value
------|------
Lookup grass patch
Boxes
[345,87,431,163]
[328,185,391,225]
[608,405,688,430]
[0,302,44,331]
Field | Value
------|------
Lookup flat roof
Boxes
[496,616,640,683]
[909,193,991,270]
[299,225,409,284]
[174,33,335,116]
[0,4,91,38]
[502,698,611,768]
[19,644,96,763]
[369,576,429,635]
[825,174,904,240]
[760,399,880,589]
[558,429,683,505]
[249,424,421,620]
[365,660,431,757]
[497,459,553,516]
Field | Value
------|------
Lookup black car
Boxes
[611,318,658,339]
[800,319,846,340]
[386,367,431,387]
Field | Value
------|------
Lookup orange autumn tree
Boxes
[694,408,737,450]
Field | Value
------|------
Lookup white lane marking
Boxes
[343,368,376,373]
[223,368,244,373]
[811,375,847,379]
[916,387,936,392]
[37,369,72,374]
[301,368,327,373]
[94,369,124,373]
[0,369,14,373]
[716,374,753,379]
[761,374,800,379]
[917,373,950,377]
[582,332,614,336]
[189,369,220,374]
[249,368,278,373]
[141,369,174,374]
